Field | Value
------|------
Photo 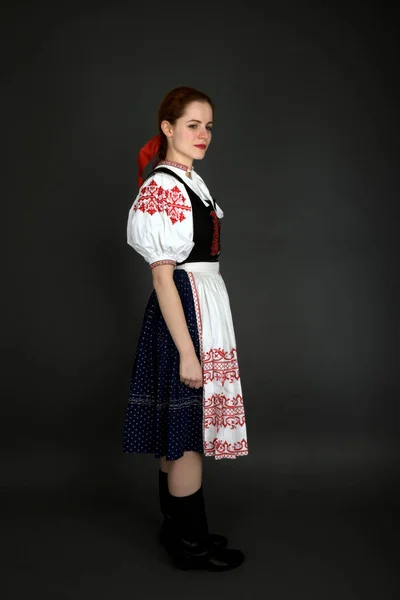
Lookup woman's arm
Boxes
[152,264,202,389]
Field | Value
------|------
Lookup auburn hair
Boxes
[156,86,214,162]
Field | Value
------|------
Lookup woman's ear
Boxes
[160,120,173,138]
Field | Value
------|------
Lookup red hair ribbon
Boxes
[137,133,161,189]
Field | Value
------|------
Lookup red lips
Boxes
[195,145,206,149]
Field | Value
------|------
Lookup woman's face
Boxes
[163,101,213,164]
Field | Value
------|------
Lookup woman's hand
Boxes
[180,352,203,389]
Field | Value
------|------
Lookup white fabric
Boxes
[127,165,223,266]
[176,262,248,459]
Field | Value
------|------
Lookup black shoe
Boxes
[166,487,244,572]
[169,532,244,572]
[158,470,227,550]
[159,514,228,550]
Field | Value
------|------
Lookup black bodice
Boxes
[146,167,221,264]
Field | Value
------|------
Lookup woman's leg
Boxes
[158,452,202,526]
[160,456,169,474]
[165,451,204,546]
[161,451,244,571]
[167,451,202,497]
[158,452,202,543]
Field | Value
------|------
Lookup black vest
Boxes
[145,167,221,265]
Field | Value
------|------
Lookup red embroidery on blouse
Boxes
[134,179,191,225]
[210,210,220,255]
[149,259,176,270]
[202,348,240,385]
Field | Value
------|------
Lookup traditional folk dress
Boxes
[123,160,248,460]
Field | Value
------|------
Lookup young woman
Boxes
[123,86,248,571]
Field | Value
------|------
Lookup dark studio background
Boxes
[2,1,399,598]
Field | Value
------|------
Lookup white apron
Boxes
[176,262,248,459]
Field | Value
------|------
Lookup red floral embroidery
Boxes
[202,348,240,385]
[204,438,248,459]
[204,394,245,429]
[134,179,191,225]
[210,210,220,255]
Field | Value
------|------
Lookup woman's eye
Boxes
[188,124,213,131]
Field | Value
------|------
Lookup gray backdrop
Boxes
[2,2,398,597]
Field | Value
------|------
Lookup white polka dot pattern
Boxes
[123,270,204,460]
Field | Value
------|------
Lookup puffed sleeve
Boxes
[127,170,194,269]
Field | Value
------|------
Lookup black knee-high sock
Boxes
[168,487,209,542]
[195,484,209,534]
[158,469,169,518]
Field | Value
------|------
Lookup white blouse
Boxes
[127,163,224,268]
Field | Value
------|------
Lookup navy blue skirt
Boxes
[123,270,203,461]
